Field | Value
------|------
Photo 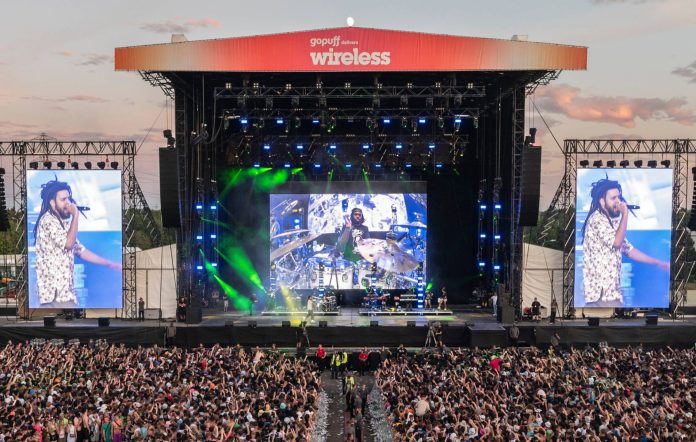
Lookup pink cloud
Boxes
[535,84,696,128]
[22,95,109,103]
[140,18,221,34]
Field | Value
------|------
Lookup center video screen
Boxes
[270,184,427,290]
[27,170,123,309]
[574,168,672,309]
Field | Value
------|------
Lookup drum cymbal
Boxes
[270,233,320,261]
[271,229,309,240]
[355,239,419,273]
[395,221,427,229]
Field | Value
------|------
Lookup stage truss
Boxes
[539,139,696,319]
[0,137,162,319]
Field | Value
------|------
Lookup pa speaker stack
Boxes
[159,148,181,228]
[588,317,600,326]
[519,144,542,226]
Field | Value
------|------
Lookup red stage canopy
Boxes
[115,27,586,73]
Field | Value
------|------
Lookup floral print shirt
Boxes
[582,211,633,304]
[35,213,84,304]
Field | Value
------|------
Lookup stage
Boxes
[1,306,695,349]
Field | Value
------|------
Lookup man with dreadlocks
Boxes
[582,177,669,307]
[34,178,121,307]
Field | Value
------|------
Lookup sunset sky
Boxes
[1,0,694,209]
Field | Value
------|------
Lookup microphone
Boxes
[626,205,640,210]
[76,206,90,211]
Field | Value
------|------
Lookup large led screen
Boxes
[574,168,672,308]
[270,186,426,290]
[27,170,123,308]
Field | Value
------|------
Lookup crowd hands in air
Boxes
[0,341,319,441]
[1,340,694,441]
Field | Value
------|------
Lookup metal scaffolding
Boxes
[540,139,696,318]
[0,137,161,319]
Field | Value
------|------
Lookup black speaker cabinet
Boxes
[185,305,202,324]
[98,317,110,327]
[282,321,291,327]
[370,320,379,327]
[407,320,416,327]
[159,148,181,228]
[519,145,542,226]
[645,315,658,325]
[43,316,56,327]
[319,320,328,328]
[588,317,600,326]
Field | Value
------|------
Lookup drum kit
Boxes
[270,219,427,291]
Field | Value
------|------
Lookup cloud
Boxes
[140,18,221,34]
[57,50,74,57]
[535,84,696,128]
[78,53,113,66]
[672,60,696,83]
[22,95,110,104]
[0,121,37,129]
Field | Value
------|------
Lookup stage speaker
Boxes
[98,317,110,327]
[588,317,600,326]
[282,321,291,327]
[159,148,180,228]
[689,167,696,230]
[319,320,328,328]
[43,316,56,327]
[144,308,161,320]
[645,314,658,325]
[248,321,257,328]
[224,320,235,327]
[519,145,542,226]
[0,172,9,232]
[407,321,416,327]
[185,305,202,324]
[370,320,379,327]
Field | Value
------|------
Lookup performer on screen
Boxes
[582,178,669,307]
[336,207,370,262]
[34,178,122,308]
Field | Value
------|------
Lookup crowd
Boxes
[0,341,320,441]
[376,346,696,441]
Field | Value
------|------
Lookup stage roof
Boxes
[115,27,587,73]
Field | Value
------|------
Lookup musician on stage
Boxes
[336,207,370,262]
[438,287,448,310]
[424,290,433,309]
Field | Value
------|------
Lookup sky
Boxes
[1,0,694,209]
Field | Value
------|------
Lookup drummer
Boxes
[335,207,370,262]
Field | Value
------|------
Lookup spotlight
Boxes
[57,161,66,170]
[620,160,629,168]
[647,160,657,168]
[29,162,38,169]
[43,161,52,169]
[84,161,92,169]
[418,118,426,124]
[401,117,408,128]
[634,160,643,168]
[263,144,271,151]
[579,160,589,168]
[395,144,403,150]
[606,160,616,168]
[383,118,391,124]
[661,160,671,168]
[71,162,79,169]
[592,160,603,168]
[426,97,434,108]
[97,161,106,170]
[110,162,119,169]
[295,144,304,151]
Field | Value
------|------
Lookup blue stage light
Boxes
[312,119,320,124]
[296,144,303,150]
[375,164,382,168]
[211,263,218,268]
[196,265,203,270]
[494,234,501,240]
[362,144,370,150]
[395,144,403,150]
[196,235,203,240]
[240,118,248,124]
[263,144,271,150]
[345,164,352,169]
[210,205,217,210]
[454,117,462,123]
[418,118,426,124]
[428,144,436,150]
[210,234,217,239]
[435,163,443,168]
[329,144,337,150]
[480,204,487,210]
[405,163,412,168]
[494,203,502,210]
[195,204,203,210]
[314,163,321,168]
[480,233,487,239]
[253,163,260,168]
[383,118,391,124]
[276,118,284,124]
[493,265,501,271]
[478,262,485,267]
[284,163,291,168]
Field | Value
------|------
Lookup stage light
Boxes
[426,97,434,108]
[265,97,273,108]
[372,96,380,108]
[296,144,304,150]
[329,144,337,151]
[210,205,217,210]
[592,160,603,168]
[400,95,408,106]
[345,164,352,169]
[70,162,79,169]
[291,96,300,107]
[366,119,376,131]
[276,118,284,125]
[401,117,408,128]
[634,160,643,168]
[478,262,485,267]
[312,118,320,124]
[29,162,38,169]
[620,160,629,168]
[240,118,248,124]
[418,118,426,124]
[294,116,301,128]
[383,118,391,124]
[607,160,616,168]
[362,144,370,151]
[494,234,501,240]
[195,203,203,210]
[43,161,52,169]
[648,160,657,168]
[435,163,443,168]
[210,234,217,239]
[284,163,291,168]
[314,163,321,169]
[374,163,382,168]
[454,117,462,123]
[579,160,589,168]
[480,204,487,210]
[196,265,203,270]
[428,144,436,150]
[480,233,487,239]
[95,161,105,170]
[661,160,671,168]
[493,265,501,271]
[211,263,218,267]
[263,144,271,151]
[437,117,444,129]
[395,144,403,150]
[196,235,203,240]
[454,94,462,106]
[405,163,412,168]
[253,163,260,168]
[494,203,502,210]
[57,161,66,169]
[110,162,118,169]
